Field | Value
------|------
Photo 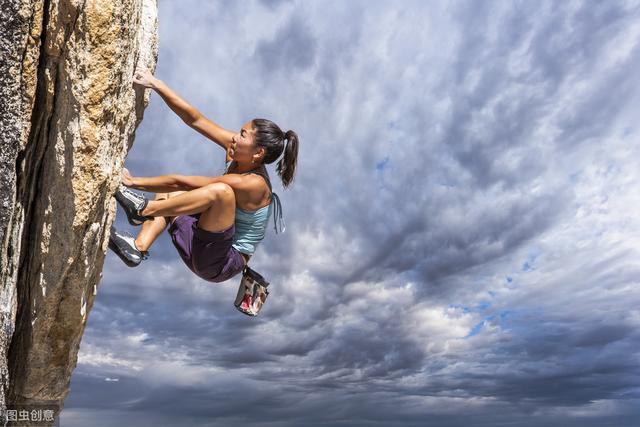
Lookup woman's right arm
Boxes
[133,68,234,152]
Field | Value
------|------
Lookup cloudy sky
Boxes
[61,0,640,425]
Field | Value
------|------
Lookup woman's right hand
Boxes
[133,67,157,89]
[122,167,135,187]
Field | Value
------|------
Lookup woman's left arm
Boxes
[123,175,216,193]
[127,172,250,193]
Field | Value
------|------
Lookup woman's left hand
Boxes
[122,167,135,187]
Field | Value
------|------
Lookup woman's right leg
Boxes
[134,191,185,251]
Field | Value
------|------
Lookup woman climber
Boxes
[108,68,298,283]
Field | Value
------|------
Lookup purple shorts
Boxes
[168,214,246,283]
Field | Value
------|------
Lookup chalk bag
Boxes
[234,266,270,316]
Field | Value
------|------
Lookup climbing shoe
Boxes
[115,186,153,225]
[108,226,149,267]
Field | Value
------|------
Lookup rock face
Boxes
[0,0,158,421]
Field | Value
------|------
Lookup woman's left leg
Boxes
[141,183,236,232]
[134,191,184,251]
[187,184,243,281]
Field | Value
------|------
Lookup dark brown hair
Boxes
[252,118,299,189]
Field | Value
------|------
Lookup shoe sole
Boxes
[108,238,141,267]
[115,190,148,226]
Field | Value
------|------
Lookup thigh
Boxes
[165,191,187,225]
[197,184,236,233]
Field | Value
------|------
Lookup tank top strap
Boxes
[224,160,234,174]
[224,160,283,233]
[248,168,283,233]
[251,166,273,193]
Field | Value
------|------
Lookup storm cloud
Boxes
[62,0,640,426]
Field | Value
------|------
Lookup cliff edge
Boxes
[0,0,158,422]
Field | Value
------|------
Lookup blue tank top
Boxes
[224,161,285,255]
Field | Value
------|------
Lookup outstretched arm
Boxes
[124,168,251,193]
[127,173,219,193]
[133,68,235,153]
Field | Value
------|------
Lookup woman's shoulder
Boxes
[234,167,271,209]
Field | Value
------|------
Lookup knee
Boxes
[203,183,234,203]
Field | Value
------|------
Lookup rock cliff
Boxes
[0,0,158,422]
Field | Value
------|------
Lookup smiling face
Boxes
[229,120,265,165]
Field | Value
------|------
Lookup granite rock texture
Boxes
[0,0,158,422]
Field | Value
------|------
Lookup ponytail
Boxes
[276,130,299,189]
